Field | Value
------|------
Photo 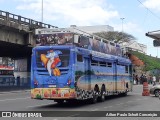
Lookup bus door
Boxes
[129,64,133,91]
[113,60,118,93]
[84,57,91,91]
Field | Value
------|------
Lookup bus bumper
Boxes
[31,88,76,99]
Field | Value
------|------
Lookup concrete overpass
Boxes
[0,10,58,87]
[0,10,58,58]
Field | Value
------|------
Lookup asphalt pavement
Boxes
[0,85,159,120]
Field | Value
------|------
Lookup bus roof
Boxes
[34,28,123,57]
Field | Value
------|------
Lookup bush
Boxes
[130,51,160,71]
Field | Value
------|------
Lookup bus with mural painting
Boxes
[31,28,133,104]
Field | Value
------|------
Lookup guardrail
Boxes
[0,76,30,87]
[0,10,58,30]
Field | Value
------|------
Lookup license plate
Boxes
[48,85,56,88]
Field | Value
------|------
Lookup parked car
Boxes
[150,85,160,97]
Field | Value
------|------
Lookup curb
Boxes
[0,89,30,94]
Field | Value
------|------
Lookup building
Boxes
[121,41,147,54]
[69,25,114,35]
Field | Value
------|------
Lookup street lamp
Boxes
[120,17,125,32]
[120,17,125,54]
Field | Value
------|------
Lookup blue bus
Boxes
[31,28,133,103]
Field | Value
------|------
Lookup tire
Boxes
[90,95,98,104]
[100,94,105,102]
[121,91,127,96]
[92,95,98,104]
[154,90,160,97]
[55,100,64,104]
[66,99,77,104]
[100,85,106,102]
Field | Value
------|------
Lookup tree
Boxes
[93,31,136,44]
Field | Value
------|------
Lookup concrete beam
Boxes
[0,29,26,44]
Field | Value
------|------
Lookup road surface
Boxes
[0,85,160,120]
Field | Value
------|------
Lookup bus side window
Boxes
[77,54,83,62]
[99,62,106,67]
[107,62,112,67]
[91,60,98,66]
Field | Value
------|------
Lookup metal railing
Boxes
[0,76,30,87]
[0,10,58,30]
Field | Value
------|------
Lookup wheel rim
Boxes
[94,96,97,102]
[155,90,159,97]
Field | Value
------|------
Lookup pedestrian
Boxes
[140,74,144,84]
[133,74,136,85]
[143,75,147,83]
[150,75,153,84]
[17,76,20,87]
[135,75,139,85]
[147,75,152,84]
[12,75,15,86]
[158,75,160,84]
[153,75,156,86]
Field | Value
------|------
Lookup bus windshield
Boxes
[36,49,70,69]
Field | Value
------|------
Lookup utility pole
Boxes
[120,17,125,49]
[120,17,125,32]
[157,47,159,58]
[42,0,43,23]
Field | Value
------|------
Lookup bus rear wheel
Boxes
[121,91,127,96]
[100,94,105,102]
[100,84,106,102]
[55,100,64,104]
[90,95,98,104]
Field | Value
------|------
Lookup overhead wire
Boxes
[134,0,160,56]
[136,0,160,21]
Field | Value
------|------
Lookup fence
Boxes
[0,76,31,91]
[0,10,58,30]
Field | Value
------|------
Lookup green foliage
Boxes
[84,70,95,75]
[93,31,136,43]
[36,94,41,99]
[131,51,160,71]
[75,71,84,82]
[75,71,84,76]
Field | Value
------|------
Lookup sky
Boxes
[0,0,160,57]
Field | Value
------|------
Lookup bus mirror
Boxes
[74,35,79,44]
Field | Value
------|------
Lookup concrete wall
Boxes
[14,72,30,78]
[14,58,30,78]
[0,29,25,44]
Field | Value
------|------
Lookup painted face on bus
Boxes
[105,43,110,54]
[92,39,100,52]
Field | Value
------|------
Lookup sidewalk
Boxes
[0,89,30,94]
[0,86,30,94]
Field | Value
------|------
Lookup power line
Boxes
[136,0,160,21]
